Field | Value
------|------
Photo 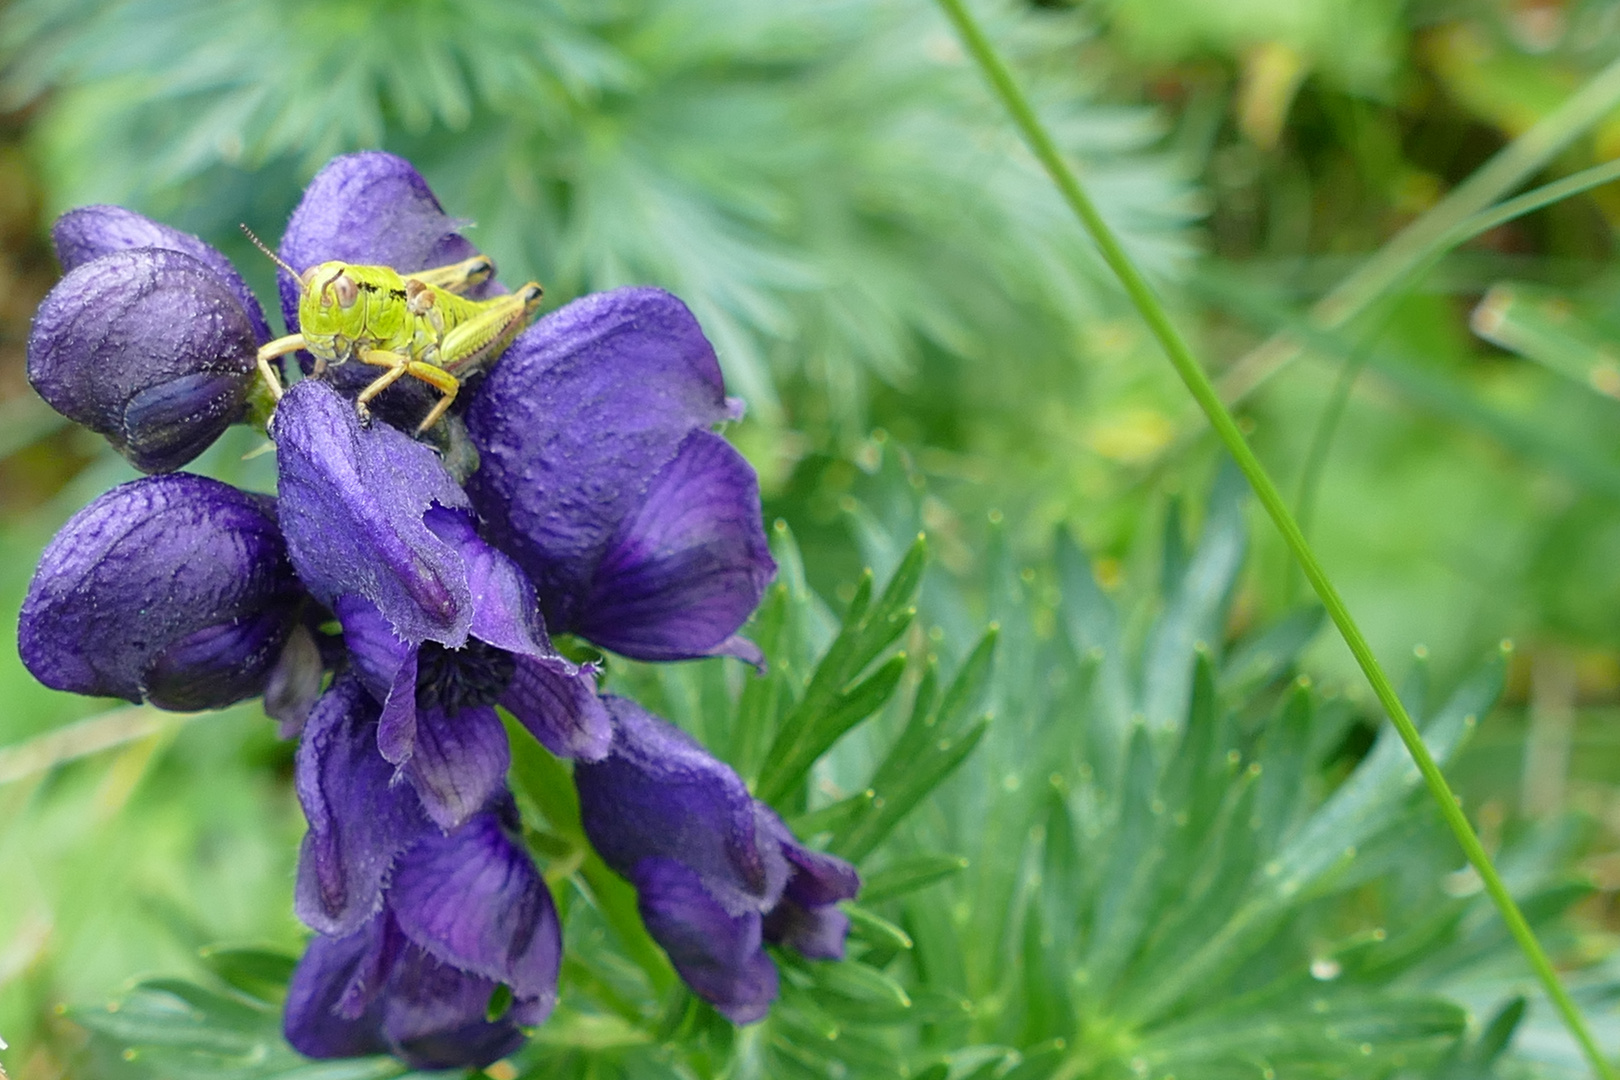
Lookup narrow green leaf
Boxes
[757,654,907,806]
[789,789,875,838]
[862,854,969,905]
[195,946,296,1004]
[811,959,912,1011]
[832,718,989,863]
[844,904,913,952]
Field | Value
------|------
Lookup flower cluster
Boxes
[19,153,858,1069]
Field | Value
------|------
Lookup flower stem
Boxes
[930,1,1615,1075]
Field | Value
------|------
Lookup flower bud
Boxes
[28,248,260,473]
[19,473,305,711]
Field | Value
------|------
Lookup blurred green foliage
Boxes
[6,0,1620,1076]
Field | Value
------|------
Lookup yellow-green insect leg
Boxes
[354,348,414,423]
[406,255,496,296]
[255,334,306,401]
[404,362,462,433]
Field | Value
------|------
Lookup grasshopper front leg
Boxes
[255,334,306,401]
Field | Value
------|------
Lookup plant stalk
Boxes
[930,1,1616,1075]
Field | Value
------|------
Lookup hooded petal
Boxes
[420,505,548,657]
[28,248,259,472]
[18,474,300,710]
[278,151,493,335]
[389,799,561,1003]
[576,430,774,661]
[272,380,474,646]
[632,857,778,1024]
[283,915,393,1060]
[53,205,273,343]
[400,705,511,831]
[464,288,748,642]
[294,676,430,936]
[575,697,785,916]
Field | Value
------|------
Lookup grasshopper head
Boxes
[297,262,367,340]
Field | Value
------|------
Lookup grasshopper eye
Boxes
[329,273,359,309]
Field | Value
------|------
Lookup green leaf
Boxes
[195,946,296,1005]
[861,854,970,905]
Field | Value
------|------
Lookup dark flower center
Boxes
[415,639,515,713]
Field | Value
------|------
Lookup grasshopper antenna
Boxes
[239,224,303,289]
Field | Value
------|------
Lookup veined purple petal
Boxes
[334,594,414,705]
[389,800,561,1003]
[272,380,474,646]
[18,474,300,710]
[400,705,510,831]
[28,248,258,472]
[577,430,774,661]
[632,858,778,1024]
[464,288,745,643]
[53,205,273,343]
[294,676,429,936]
[500,654,611,761]
[283,915,392,1060]
[576,697,785,917]
[278,151,493,336]
[379,946,531,1071]
[421,506,547,657]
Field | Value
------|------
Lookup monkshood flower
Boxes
[269,378,609,829]
[18,473,306,712]
[284,676,559,1070]
[575,697,861,1023]
[28,206,275,473]
[279,152,778,667]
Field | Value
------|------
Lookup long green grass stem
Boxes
[931,2,1617,1076]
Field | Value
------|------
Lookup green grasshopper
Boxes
[247,229,543,434]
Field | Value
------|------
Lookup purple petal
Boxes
[334,594,414,705]
[633,857,778,1024]
[142,609,296,713]
[278,152,493,336]
[294,676,429,936]
[375,648,420,767]
[52,205,273,343]
[500,654,611,761]
[263,623,327,738]
[762,901,850,961]
[770,818,862,909]
[400,705,511,831]
[18,474,300,710]
[379,946,531,1071]
[272,380,474,646]
[421,506,547,657]
[464,288,741,638]
[28,249,258,472]
[578,430,774,661]
[389,801,561,1002]
[575,697,785,915]
[283,915,392,1060]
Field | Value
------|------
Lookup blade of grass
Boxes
[1213,59,1620,409]
[929,2,1616,1076]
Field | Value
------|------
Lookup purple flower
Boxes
[19,152,801,1067]
[575,697,860,1023]
[270,379,609,829]
[285,676,559,1070]
[465,289,775,664]
[18,473,305,711]
[28,208,274,473]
